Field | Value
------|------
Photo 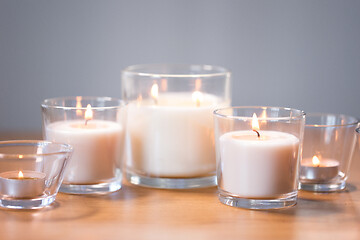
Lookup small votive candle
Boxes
[300,113,358,192]
[42,96,126,195]
[0,170,46,198]
[300,156,339,182]
[214,107,305,210]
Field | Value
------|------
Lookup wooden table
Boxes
[0,132,359,240]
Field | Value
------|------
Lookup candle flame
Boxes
[18,171,24,178]
[192,91,203,107]
[252,113,260,131]
[151,83,159,104]
[136,95,143,107]
[252,113,260,138]
[195,78,202,91]
[85,104,93,124]
[18,155,23,159]
[161,79,168,91]
[76,96,82,116]
[312,155,320,167]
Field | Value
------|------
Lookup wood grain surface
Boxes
[0,132,359,240]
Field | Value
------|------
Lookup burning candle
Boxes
[44,104,123,184]
[127,82,227,178]
[0,170,46,198]
[300,155,339,182]
[218,113,300,198]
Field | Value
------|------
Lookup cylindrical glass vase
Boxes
[214,106,305,209]
[41,96,126,194]
[299,113,359,192]
[122,64,231,189]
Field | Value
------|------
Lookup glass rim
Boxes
[0,140,73,159]
[213,106,306,121]
[305,112,359,128]
[121,64,230,78]
[41,96,126,110]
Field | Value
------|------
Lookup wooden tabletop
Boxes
[0,132,359,240]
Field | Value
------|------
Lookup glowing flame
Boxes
[161,79,168,91]
[76,96,82,116]
[151,83,159,104]
[18,155,23,159]
[312,156,320,167]
[195,78,202,91]
[85,104,93,122]
[136,95,143,107]
[18,171,24,179]
[192,91,203,107]
[252,113,260,132]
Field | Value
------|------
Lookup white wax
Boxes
[219,131,300,198]
[0,171,46,198]
[45,120,123,184]
[127,92,229,177]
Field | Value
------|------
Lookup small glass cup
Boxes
[41,96,126,194]
[122,64,231,189]
[0,140,73,209]
[214,106,305,209]
[299,113,359,192]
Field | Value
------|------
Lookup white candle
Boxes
[219,130,300,198]
[45,120,123,184]
[300,156,339,181]
[0,170,46,198]
[127,92,228,177]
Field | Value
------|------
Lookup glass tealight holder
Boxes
[122,64,231,189]
[41,97,126,194]
[0,140,72,209]
[299,113,359,192]
[214,107,305,209]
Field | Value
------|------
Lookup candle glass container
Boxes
[214,106,305,209]
[122,64,231,188]
[299,113,359,192]
[42,96,126,194]
[0,140,72,209]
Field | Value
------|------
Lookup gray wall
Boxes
[1,0,359,132]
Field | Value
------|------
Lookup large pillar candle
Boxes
[127,92,227,177]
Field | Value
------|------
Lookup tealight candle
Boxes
[0,170,46,198]
[300,155,339,182]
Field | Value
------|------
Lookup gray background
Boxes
[0,0,359,132]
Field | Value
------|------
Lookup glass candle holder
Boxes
[122,64,231,189]
[299,113,359,192]
[41,96,126,194]
[214,107,305,209]
[0,140,72,209]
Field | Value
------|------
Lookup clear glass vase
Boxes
[214,106,305,209]
[42,96,126,194]
[122,64,231,189]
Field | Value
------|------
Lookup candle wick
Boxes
[253,130,260,138]
[85,119,89,126]
[154,98,158,105]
